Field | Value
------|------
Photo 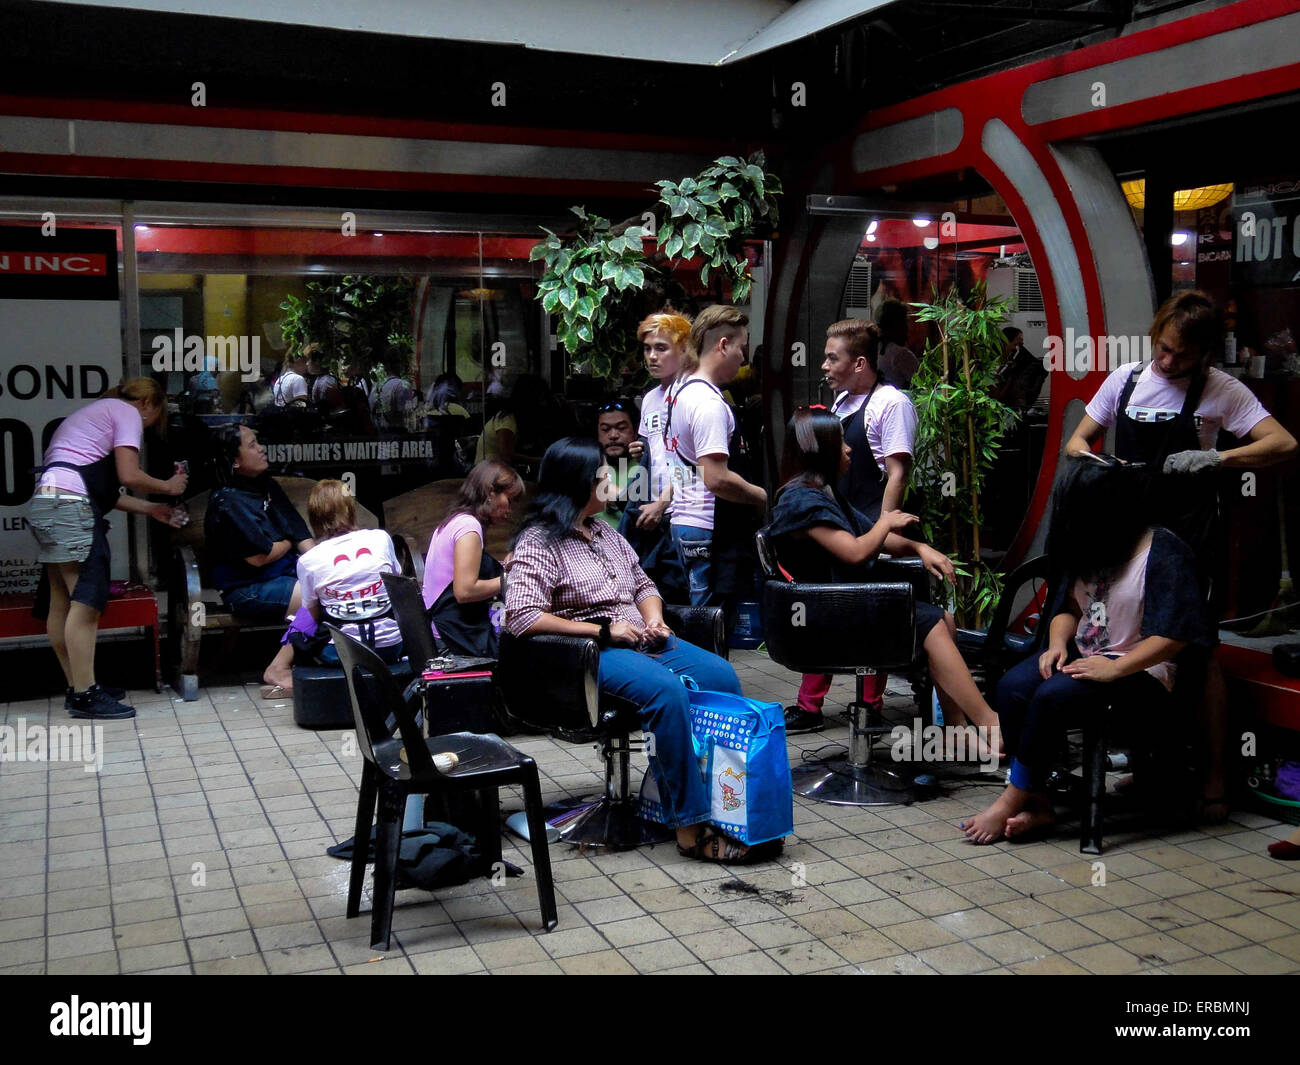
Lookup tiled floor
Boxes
[2,649,1299,975]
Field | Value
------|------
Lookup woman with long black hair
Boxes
[767,408,999,749]
[960,455,1215,843]
[504,436,781,864]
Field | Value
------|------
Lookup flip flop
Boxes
[259,684,291,700]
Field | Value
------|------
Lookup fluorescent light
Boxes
[912,217,932,228]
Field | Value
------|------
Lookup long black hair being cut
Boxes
[514,436,604,546]
[777,407,846,500]
[1045,455,1151,586]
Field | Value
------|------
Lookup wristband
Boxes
[592,617,612,648]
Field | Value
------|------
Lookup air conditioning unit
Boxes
[842,258,873,319]
[987,262,1050,409]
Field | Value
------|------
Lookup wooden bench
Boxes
[169,476,419,700]
[0,585,163,692]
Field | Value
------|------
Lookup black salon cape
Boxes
[205,477,311,591]
[768,482,879,583]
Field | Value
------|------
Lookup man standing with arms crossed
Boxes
[664,306,767,621]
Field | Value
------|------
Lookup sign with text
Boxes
[0,227,125,595]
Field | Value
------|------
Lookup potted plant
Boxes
[908,283,1017,628]
[530,152,782,382]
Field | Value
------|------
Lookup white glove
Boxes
[1163,449,1221,474]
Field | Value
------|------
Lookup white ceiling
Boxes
[40,0,897,64]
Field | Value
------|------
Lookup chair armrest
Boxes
[390,533,425,584]
[872,555,933,606]
[497,631,600,734]
[761,579,916,673]
[662,604,726,658]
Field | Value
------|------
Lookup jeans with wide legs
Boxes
[996,652,1166,792]
[597,637,740,828]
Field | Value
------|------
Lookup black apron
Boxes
[663,377,758,603]
[1113,363,1222,597]
[426,551,504,657]
[837,384,884,515]
[32,452,122,618]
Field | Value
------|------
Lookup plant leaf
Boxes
[558,286,577,311]
[571,263,594,285]
[682,222,703,249]
[695,188,721,206]
[669,196,689,218]
[542,289,561,313]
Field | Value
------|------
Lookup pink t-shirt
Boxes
[297,528,401,647]
[1085,364,1270,451]
[1072,535,1173,691]
[423,513,486,634]
[38,398,144,496]
[664,374,733,530]
[838,385,917,475]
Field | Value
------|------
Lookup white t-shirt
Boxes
[1085,364,1270,451]
[834,387,917,476]
[297,528,402,647]
[664,373,733,531]
[273,370,308,405]
[639,382,673,498]
[831,391,867,419]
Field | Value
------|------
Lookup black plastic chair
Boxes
[954,554,1052,694]
[328,625,557,948]
[382,572,444,667]
[496,604,726,850]
[755,528,922,806]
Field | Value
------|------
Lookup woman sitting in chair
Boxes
[422,460,524,657]
[504,437,780,864]
[262,479,404,694]
[768,408,1001,751]
[206,424,315,623]
[960,455,1214,844]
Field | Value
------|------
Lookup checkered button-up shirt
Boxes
[504,519,659,636]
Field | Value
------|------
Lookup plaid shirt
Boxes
[505,519,659,636]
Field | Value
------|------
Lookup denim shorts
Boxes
[222,575,298,621]
[28,495,96,564]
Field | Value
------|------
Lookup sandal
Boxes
[677,826,783,865]
[259,684,291,700]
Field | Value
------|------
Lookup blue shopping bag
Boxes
[638,677,793,845]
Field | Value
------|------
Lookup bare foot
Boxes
[1004,799,1055,840]
[961,801,1012,844]
[262,666,293,693]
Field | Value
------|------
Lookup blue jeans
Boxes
[223,575,297,621]
[670,525,713,607]
[597,637,740,829]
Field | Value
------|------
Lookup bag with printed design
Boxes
[638,678,792,845]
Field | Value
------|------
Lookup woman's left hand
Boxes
[919,545,956,585]
[1061,655,1120,683]
[148,502,180,526]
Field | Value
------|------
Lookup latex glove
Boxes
[1163,449,1221,474]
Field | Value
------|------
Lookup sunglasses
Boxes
[599,401,631,414]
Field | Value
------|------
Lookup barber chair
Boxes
[755,529,924,806]
[953,554,1051,696]
[496,604,726,850]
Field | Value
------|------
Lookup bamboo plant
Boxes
[908,283,1017,628]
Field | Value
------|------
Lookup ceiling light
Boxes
[1121,180,1233,211]
[912,217,932,228]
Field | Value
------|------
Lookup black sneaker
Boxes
[68,685,135,720]
[783,706,825,734]
[64,684,126,710]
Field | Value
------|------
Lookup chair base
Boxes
[792,760,924,806]
[553,797,674,851]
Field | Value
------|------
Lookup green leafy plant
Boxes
[530,151,782,379]
[908,283,1017,628]
[279,275,415,382]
